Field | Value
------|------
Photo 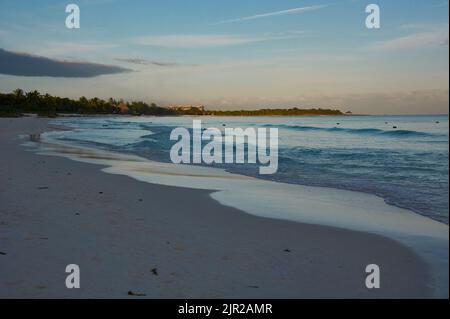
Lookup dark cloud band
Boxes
[0,48,131,78]
[115,58,179,67]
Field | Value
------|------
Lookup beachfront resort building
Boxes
[168,105,205,113]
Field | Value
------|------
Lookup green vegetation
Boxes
[208,107,343,116]
[166,106,343,116]
[0,104,23,117]
[0,89,172,117]
[0,89,344,117]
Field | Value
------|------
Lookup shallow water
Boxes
[48,114,449,224]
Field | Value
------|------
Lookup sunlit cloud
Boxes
[132,34,294,48]
[33,42,117,57]
[115,58,196,67]
[369,29,449,51]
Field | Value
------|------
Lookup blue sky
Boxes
[0,0,448,114]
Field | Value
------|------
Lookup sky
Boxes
[0,0,448,114]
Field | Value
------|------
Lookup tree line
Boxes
[209,108,344,116]
[0,89,344,117]
[0,89,173,117]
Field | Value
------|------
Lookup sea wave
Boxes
[264,124,442,138]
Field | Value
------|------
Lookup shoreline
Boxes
[40,113,449,226]
[0,117,445,298]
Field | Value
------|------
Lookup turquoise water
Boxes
[48,114,449,224]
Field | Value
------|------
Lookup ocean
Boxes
[47,114,449,224]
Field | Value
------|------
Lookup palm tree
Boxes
[13,88,24,99]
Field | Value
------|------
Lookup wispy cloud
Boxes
[0,48,131,78]
[398,22,449,31]
[215,5,326,24]
[132,33,298,49]
[116,58,172,66]
[34,42,117,57]
[115,58,194,67]
[369,29,449,51]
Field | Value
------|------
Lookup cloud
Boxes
[369,29,449,51]
[132,34,295,48]
[215,5,326,24]
[0,48,131,78]
[34,42,116,57]
[115,58,154,65]
[115,58,191,67]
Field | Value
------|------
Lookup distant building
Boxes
[168,104,205,112]
[118,102,129,114]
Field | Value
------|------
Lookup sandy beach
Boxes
[0,117,436,298]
